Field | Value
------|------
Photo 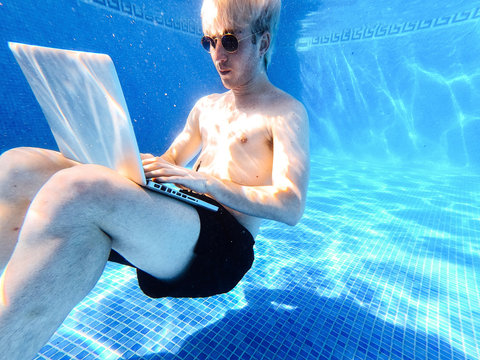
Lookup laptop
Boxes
[8,42,218,212]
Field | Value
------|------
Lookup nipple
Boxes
[240,135,248,144]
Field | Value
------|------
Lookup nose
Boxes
[211,40,228,63]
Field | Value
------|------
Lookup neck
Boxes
[230,71,272,109]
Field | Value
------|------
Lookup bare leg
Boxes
[0,163,200,359]
[0,191,112,359]
[0,148,77,271]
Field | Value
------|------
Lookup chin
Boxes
[220,79,234,90]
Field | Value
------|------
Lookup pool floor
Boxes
[34,156,480,359]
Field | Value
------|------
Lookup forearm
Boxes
[142,159,306,225]
[205,176,304,226]
[159,152,177,165]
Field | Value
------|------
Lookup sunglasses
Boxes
[201,32,258,53]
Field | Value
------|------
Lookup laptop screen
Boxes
[9,42,147,185]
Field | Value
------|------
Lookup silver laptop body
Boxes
[9,42,218,212]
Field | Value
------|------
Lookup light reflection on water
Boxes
[253,155,479,357]
[36,154,480,359]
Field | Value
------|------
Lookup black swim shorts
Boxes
[108,193,255,298]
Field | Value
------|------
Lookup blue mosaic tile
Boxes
[23,156,480,359]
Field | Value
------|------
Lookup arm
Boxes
[159,100,203,166]
[205,107,310,225]
[147,105,310,226]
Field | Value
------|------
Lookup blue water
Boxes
[297,0,480,168]
[1,0,480,359]
[32,156,480,359]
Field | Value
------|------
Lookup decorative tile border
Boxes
[296,6,480,51]
[78,0,203,36]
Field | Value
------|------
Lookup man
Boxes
[0,0,309,358]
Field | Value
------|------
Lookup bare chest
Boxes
[196,112,274,185]
[209,114,270,144]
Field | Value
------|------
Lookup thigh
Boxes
[108,187,201,280]
[1,147,79,200]
[38,163,201,280]
[2,146,78,173]
[0,147,79,265]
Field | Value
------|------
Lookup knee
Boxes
[0,148,46,201]
[39,164,118,213]
[19,165,117,249]
[0,147,36,180]
[0,147,70,187]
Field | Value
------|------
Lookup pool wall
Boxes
[297,0,480,169]
[0,0,479,171]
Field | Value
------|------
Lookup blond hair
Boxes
[201,0,281,68]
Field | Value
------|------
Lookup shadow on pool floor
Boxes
[126,286,471,360]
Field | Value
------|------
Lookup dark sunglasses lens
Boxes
[201,37,214,52]
[222,35,239,52]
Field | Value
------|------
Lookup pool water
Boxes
[33,155,480,360]
[1,0,480,359]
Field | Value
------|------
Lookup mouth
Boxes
[218,69,231,76]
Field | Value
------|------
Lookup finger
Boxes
[143,162,177,173]
[145,171,167,179]
[142,157,173,168]
[144,167,180,179]
[142,159,171,170]
[148,175,182,183]
[142,157,158,166]
[142,160,156,168]
[140,153,154,160]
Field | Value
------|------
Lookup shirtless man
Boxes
[0,0,309,358]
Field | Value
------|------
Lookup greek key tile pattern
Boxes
[78,0,203,36]
[296,6,480,51]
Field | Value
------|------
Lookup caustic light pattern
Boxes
[35,155,480,360]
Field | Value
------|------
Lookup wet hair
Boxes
[201,0,281,69]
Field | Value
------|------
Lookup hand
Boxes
[141,154,209,194]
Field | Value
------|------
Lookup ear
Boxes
[259,32,271,56]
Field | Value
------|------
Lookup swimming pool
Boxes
[29,156,479,360]
[1,0,480,359]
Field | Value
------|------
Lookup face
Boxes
[205,28,264,90]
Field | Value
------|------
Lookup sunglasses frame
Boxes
[201,31,259,54]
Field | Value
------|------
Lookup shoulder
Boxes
[269,89,309,130]
[186,92,228,126]
[193,92,229,110]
